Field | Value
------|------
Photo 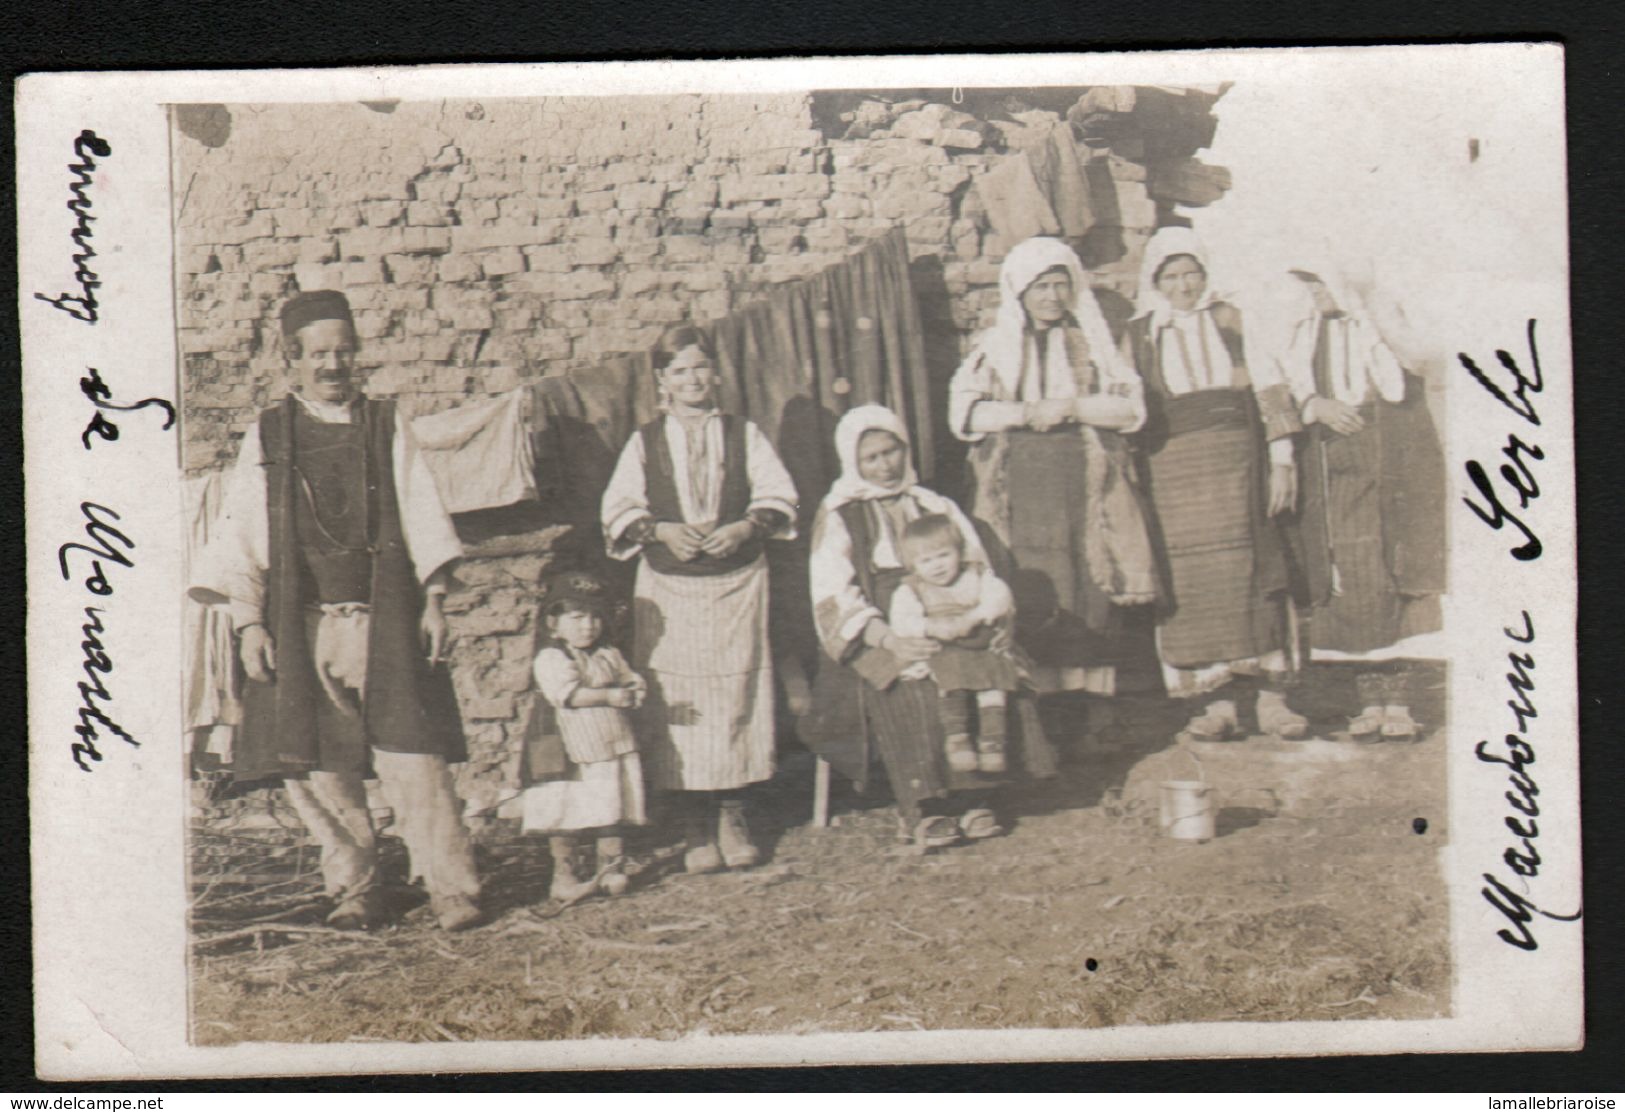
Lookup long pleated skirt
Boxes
[632,555,776,792]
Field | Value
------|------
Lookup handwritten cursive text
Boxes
[33,130,112,325]
[58,502,139,770]
[1459,320,1545,561]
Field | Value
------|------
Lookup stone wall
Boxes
[174,87,1226,474]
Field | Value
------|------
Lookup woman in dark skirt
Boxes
[1277,263,1446,739]
[1125,227,1308,741]
[947,236,1161,701]
[799,405,1056,848]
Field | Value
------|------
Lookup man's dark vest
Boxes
[234,396,466,779]
[638,414,763,576]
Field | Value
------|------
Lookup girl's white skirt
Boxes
[520,752,647,833]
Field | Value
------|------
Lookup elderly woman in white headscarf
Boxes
[800,405,1055,848]
[1124,226,1308,742]
[948,236,1160,698]
[1274,262,1445,739]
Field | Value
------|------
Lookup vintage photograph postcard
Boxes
[19,45,1580,1079]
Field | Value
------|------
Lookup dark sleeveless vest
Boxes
[234,396,467,779]
[638,413,763,576]
[1129,302,1256,452]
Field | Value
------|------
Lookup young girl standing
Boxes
[525,570,648,901]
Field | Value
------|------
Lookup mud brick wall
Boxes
[174,88,1227,473]
[177,87,1228,833]
[437,527,571,824]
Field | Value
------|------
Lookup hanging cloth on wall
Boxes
[519,225,933,707]
[183,469,241,763]
[527,353,661,532]
[527,225,932,529]
[408,389,538,514]
[711,225,933,509]
[976,123,1097,245]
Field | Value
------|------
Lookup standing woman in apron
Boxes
[1277,263,1446,739]
[601,323,799,873]
[947,236,1161,710]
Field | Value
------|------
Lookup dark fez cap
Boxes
[538,569,618,618]
[279,290,354,338]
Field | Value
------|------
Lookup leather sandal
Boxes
[958,808,1005,840]
[1178,703,1239,744]
[1257,697,1309,741]
[913,815,962,849]
[431,894,483,932]
[325,889,392,932]
[683,843,724,874]
[1348,707,1385,740]
[1380,707,1422,741]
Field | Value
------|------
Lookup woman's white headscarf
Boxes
[1134,226,1224,329]
[977,237,1138,398]
[1269,258,1408,405]
[825,404,921,509]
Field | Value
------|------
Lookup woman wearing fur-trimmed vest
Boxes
[600,322,799,874]
[947,236,1160,698]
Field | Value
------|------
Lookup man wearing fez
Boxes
[194,289,482,932]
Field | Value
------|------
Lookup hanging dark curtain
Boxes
[712,225,934,504]
[709,227,933,676]
[522,226,932,728]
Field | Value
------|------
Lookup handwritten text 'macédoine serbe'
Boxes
[1458,323,1580,950]
[1475,613,1580,950]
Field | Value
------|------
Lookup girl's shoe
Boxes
[599,867,630,897]
[549,871,600,903]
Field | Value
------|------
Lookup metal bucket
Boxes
[1159,779,1216,842]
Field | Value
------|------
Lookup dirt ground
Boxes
[189,661,1449,1045]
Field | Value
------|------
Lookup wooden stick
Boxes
[813,756,831,827]
[193,924,374,950]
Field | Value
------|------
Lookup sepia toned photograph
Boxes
[173,77,1456,1043]
[20,46,1579,1078]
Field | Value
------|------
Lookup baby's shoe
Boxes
[946,733,979,773]
[975,738,1007,774]
[549,867,598,903]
